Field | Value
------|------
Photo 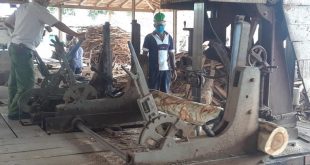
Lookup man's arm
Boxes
[39,9,85,39]
[5,11,16,30]
[169,52,176,70]
[53,22,82,38]
[142,34,150,56]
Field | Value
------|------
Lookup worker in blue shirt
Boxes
[142,12,177,93]
[66,35,84,74]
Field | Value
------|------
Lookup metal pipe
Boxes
[75,120,130,161]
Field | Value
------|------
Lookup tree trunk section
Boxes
[257,120,289,156]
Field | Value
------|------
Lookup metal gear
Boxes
[139,114,193,149]
[63,84,97,104]
[247,45,268,68]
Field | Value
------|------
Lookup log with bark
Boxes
[257,120,289,156]
[151,90,223,125]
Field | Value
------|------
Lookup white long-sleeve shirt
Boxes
[6,2,58,50]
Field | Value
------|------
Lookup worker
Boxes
[142,12,177,93]
[4,0,84,120]
[66,35,84,75]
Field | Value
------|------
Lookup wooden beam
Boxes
[95,0,104,6]
[132,0,135,20]
[79,0,87,6]
[96,0,115,7]
[107,0,116,7]
[54,4,154,12]
[135,0,143,7]
[144,0,154,11]
[120,0,129,7]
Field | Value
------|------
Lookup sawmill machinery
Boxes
[18,36,98,126]
[15,0,310,164]
[123,0,310,164]
[71,0,310,164]
[18,23,145,132]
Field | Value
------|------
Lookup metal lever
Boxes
[122,42,159,121]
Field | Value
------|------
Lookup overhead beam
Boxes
[96,0,104,6]
[120,0,129,7]
[144,0,154,11]
[107,0,116,7]
[79,0,87,6]
[135,0,143,7]
[54,4,154,12]
[0,0,27,4]
[96,0,115,7]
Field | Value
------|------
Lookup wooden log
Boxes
[201,60,216,104]
[257,120,289,156]
[151,90,223,125]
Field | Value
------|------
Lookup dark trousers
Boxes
[8,43,34,116]
[148,70,171,93]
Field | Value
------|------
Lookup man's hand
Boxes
[172,69,177,81]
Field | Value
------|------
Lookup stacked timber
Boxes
[81,26,131,82]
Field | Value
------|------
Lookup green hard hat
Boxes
[154,12,165,23]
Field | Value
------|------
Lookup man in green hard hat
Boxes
[142,12,177,93]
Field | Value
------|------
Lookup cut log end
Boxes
[258,121,289,156]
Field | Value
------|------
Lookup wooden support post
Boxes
[58,7,63,41]
[173,10,177,53]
